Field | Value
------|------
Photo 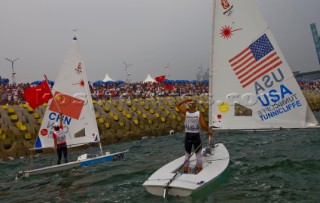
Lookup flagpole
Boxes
[43,75,84,149]
[44,74,62,114]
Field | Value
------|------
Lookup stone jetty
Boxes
[0,92,319,161]
[0,95,208,160]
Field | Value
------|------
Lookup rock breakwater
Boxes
[0,91,319,161]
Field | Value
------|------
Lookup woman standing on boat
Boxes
[53,112,68,164]
[176,98,213,173]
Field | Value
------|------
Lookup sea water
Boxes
[1,120,320,202]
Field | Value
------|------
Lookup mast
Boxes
[209,0,218,127]
[74,36,104,155]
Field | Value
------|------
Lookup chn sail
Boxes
[209,0,318,129]
[34,37,100,149]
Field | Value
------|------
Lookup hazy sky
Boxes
[1,0,320,83]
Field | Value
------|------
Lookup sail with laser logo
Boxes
[34,37,99,149]
[209,0,318,129]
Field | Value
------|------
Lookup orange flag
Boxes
[23,81,53,109]
[49,91,84,120]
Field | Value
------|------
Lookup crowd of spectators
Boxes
[298,81,320,91]
[1,80,320,105]
[90,82,209,100]
[0,81,209,105]
[0,83,27,105]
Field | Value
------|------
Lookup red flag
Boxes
[23,81,53,109]
[155,75,166,83]
[49,91,84,120]
[164,85,174,91]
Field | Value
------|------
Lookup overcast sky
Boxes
[1,0,320,83]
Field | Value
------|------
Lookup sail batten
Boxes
[210,0,318,130]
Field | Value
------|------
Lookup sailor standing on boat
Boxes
[53,112,68,164]
[176,98,213,173]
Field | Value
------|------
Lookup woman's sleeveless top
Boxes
[54,128,66,145]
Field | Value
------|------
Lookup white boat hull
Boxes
[17,150,128,179]
[143,143,229,197]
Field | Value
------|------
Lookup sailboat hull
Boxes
[17,150,128,179]
[143,143,229,197]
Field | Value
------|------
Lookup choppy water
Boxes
[1,122,320,202]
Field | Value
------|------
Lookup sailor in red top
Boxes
[53,113,68,164]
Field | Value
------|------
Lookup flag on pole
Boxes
[155,75,166,83]
[23,81,53,109]
[48,91,84,119]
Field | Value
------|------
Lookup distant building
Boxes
[202,69,209,81]
[310,23,320,64]
[196,67,209,82]
[196,73,201,82]
[295,70,320,82]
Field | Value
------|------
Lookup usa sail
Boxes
[209,0,319,129]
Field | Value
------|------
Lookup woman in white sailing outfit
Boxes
[53,113,68,164]
[176,98,213,173]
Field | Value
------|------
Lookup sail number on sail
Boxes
[255,68,302,121]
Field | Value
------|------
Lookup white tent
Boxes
[143,74,156,83]
[102,73,114,82]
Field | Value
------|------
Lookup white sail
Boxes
[209,0,318,129]
[35,37,99,149]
